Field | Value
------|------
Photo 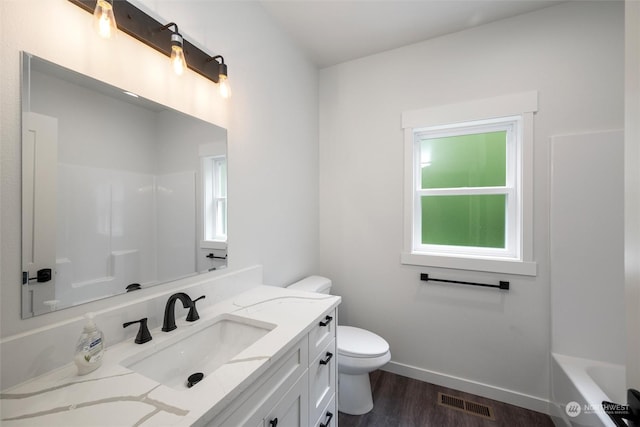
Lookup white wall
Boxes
[319,1,623,410]
[1,0,318,337]
[31,69,158,174]
[154,109,224,175]
[625,0,640,391]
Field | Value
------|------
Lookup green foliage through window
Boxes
[421,195,506,248]
[420,131,506,189]
[418,130,508,249]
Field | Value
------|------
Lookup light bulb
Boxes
[214,58,231,99]
[218,74,232,99]
[171,45,187,75]
[170,32,187,76]
[93,0,117,39]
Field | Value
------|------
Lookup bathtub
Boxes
[551,353,626,427]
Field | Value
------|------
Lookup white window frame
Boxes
[401,92,538,276]
[414,117,520,259]
[201,154,227,249]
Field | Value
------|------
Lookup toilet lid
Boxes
[337,326,389,358]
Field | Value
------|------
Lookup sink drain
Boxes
[187,372,204,388]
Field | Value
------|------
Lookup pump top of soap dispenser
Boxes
[84,313,97,332]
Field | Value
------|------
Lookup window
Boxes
[415,117,518,258]
[401,92,538,275]
[202,155,227,245]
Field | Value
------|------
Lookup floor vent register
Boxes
[437,392,496,420]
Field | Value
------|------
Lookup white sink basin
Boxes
[122,313,275,390]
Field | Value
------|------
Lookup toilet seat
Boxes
[337,326,389,358]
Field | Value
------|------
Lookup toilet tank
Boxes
[288,276,332,294]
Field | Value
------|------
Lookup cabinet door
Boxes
[264,373,309,427]
[207,337,308,427]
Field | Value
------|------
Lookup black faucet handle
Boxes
[123,317,152,344]
[186,295,206,322]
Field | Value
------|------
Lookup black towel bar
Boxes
[206,253,227,260]
[420,273,509,290]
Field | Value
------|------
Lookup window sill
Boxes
[401,252,537,276]
[200,240,227,250]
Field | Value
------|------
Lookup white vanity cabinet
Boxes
[308,312,337,427]
[206,308,337,427]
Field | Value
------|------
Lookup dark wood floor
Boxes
[338,370,554,427]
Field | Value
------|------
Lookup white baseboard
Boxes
[382,361,551,415]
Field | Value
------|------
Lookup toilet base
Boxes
[338,372,374,415]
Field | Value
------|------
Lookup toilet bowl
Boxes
[287,276,391,415]
[336,325,391,415]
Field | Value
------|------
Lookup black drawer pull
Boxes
[319,352,333,365]
[269,418,278,427]
[319,315,333,327]
[320,411,334,427]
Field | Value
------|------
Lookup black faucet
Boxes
[123,317,152,344]
[162,292,194,332]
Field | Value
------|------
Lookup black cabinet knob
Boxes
[320,411,334,427]
[319,315,333,327]
[319,352,334,366]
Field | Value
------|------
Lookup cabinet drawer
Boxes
[308,338,336,426]
[313,395,336,427]
[308,309,336,361]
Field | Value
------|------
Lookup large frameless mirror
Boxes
[21,52,228,318]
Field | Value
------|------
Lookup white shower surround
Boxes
[56,164,197,309]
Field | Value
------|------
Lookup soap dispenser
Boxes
[74,313,105,375]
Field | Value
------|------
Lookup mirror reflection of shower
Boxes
[20,52,228,318]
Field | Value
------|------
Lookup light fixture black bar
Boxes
[420,273,509,290]
[68,0,220,83]
[209,55,227,76]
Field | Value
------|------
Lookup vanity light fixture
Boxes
[160,23,187,76]
[209,55,232,99]
[68,0,231,97]
[93,0,117,39]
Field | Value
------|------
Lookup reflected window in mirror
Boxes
[202,154,227,245]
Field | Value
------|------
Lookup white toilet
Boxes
[288,276,391,415]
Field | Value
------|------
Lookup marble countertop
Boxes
[1,285,340,426]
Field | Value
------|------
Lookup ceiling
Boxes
[259,0,565,68]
